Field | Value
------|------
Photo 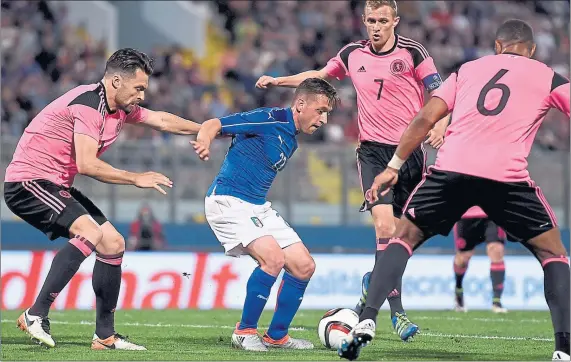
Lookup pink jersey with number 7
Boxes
[323,35,443,145]
[432,53,570,183]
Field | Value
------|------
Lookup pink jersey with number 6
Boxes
[432,53,570,183]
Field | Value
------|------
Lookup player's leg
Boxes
[355,142,407,326]
[5,181,102,347]
[91,224,146,350]
[383,145,427,336]
[483,180,569,358]
[526,229,569,358]
[263,242,315,349]
[204,195,279,351]
[339,170,470,360]
[371,205,406,318]
[21,214,101,347]
[64,188,144,350]
[235,235,283,351]
[258,209,313,349]
[452,219,479,312]
[486,223,507,313]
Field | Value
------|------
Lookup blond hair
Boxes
[365,0,398,17]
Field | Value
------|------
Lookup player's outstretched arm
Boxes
[74,133,173,194]
[256,69,330,89]
[190,118,222,161]
[140,109,201,135]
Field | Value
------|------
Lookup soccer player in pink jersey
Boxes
[452,207,508,313]
[255,0,449,341]
[4,48,201,350]
[338,19,570,361]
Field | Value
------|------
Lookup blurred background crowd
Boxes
[2,0,569,150]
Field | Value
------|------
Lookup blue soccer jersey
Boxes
[206,107,298,204]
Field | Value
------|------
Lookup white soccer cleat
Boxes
[338,319,376,360]
[231,332,268,352]
[262,334,314,349]
[91,333,147,350]
[491,304,508,314]
[16,309,55,348]
[553,351,571,360]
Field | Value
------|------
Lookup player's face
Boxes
[113,68,149,112]
[362,5,399,49]
[297,94,332,135]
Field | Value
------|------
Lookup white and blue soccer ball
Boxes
[317,308,359,350]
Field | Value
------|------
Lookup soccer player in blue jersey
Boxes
[191,78,339,351]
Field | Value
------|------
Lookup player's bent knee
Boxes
[296,256,316,280]
[99,233,126,255]
[261,253,286,276]
[69,215,103,246]
[527,228,568,263]
[371,205,396,237]
[455,251,472,267]
[393,217,425,249]
[487,242,504,261]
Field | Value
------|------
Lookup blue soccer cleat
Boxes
[354,271,371,315]
[392,311,419,342]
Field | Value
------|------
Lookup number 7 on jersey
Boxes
[374,79,384,101]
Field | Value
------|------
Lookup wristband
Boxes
[387,154,405,170]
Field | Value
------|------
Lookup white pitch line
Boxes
[1,320,552,342]
[413,316,547,324]
[420,332,552,342]
[0,319,305,331]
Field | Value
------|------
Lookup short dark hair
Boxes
[294,78,340,109]
[495,19,534,48]
[365,0,398,17]
[105,48,154,77]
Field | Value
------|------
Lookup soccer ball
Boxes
[317,308,359,350]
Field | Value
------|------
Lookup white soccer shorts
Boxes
[205,195,301,257]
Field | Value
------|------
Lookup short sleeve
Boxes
[70,104,104,141]
[415,57,443,92]
[546,72,570,117]
[323,56,348,80]
[322,43,364,81]
[431,72,457,111]
[125,105,149,124]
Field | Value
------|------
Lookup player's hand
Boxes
[190,140,211,161]
[366,168,399,203]
[425,129,444,149]
[255,75,279,89]
[134,172,173,195]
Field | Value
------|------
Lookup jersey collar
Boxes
[285,108,299,135]
[98,81,115,114]
[501,51,524,57]
[369,34,399,56]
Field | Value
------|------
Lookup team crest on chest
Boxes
[390,59,407,75]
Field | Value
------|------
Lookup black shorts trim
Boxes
[454,218,506,252]
[356,141,426,218]
[402,169,555,243]
[4,180,107,240]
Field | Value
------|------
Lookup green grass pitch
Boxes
[1,309,553,361]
